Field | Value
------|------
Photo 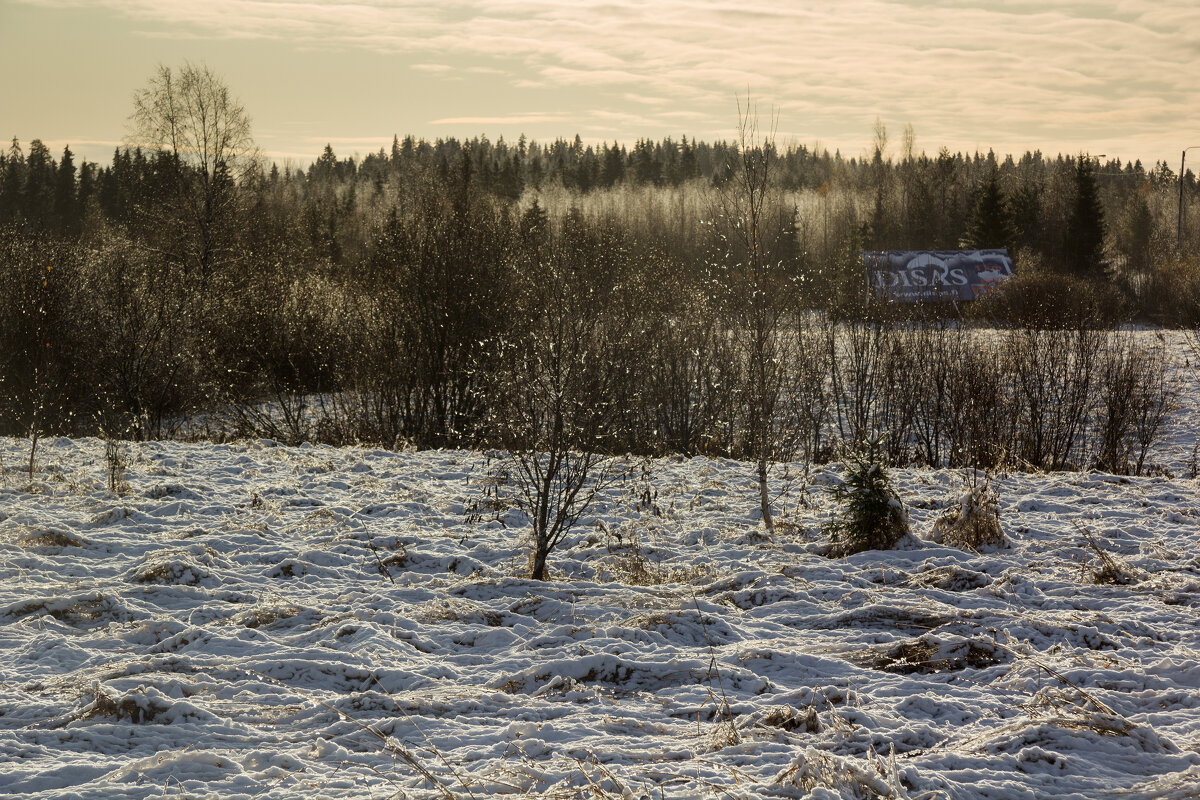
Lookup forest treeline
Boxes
[4,128,1199,274]
[2,96,1199,474]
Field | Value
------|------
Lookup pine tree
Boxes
[1009,172,1044,254]
[1065,154,1107,276]
[633,139,661,185]
[575,145,599,192]
[520,197,548,245]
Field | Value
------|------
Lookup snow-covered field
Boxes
[3,341,1200,799]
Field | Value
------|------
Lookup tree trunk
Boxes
[530,539,549,581]
[758,451,773,533]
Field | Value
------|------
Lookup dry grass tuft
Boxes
[130,551,213,585]
[773,746,919,798]
[868,637,1005,674]
[903,565,992,592]
[76,685,168,725]
[1075,523,1138,585]
[16,527,87,549]
[415,598,503,627]
[235,603,303,629]
[759,704,821,734]
[931,481,1004,550]
[7,594,112,625]
[596,522,715,587]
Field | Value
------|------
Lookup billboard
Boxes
[862,249,1015,303]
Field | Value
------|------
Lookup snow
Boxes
[3,347,1200,798]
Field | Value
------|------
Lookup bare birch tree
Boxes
[129,62,257,283]
[712,98,803,533]
[485,220,630,580]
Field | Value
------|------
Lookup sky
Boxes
[3,0,1200,169]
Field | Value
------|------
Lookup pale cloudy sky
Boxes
[3,0,1199,167]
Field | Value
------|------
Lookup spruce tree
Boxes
[1120,192,1153,273]
[390,134,401,168]
[601,142,625,187]
[54,146,79,235]
[0,138,24,224]
[962,164,1017,250]
[23,139,55,229]
[680,135,698,181]
[1065,154,1107,276]
[77,160,96,217]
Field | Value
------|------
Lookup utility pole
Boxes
[1179,146,1200,252]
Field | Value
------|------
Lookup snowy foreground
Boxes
[2,431,1200,799]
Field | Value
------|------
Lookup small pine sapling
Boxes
[823,438,909,556]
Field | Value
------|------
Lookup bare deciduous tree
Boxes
[712,97,802,533]
[130,62,257,282]
[485,224,629,580]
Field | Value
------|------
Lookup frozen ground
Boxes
[1,335,1199,799]
[2,439,1199,799]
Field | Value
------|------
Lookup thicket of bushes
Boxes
[0,213,1179,476]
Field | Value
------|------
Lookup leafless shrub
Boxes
[909,324,958,467]
[826,317,889,450]
[642,288,735,457]
[104,436,130,496]
[973,269,1128,329]
[82,237,197,440]
[946,338,1013,470]
[1128,341,1175,476]
[874,327,923,464]
[211,272,352,446]
[1141,256,1200,326]
[1006,326,1100,471]
[789,315,834,464]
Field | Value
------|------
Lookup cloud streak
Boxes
[14,0,1200,161]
